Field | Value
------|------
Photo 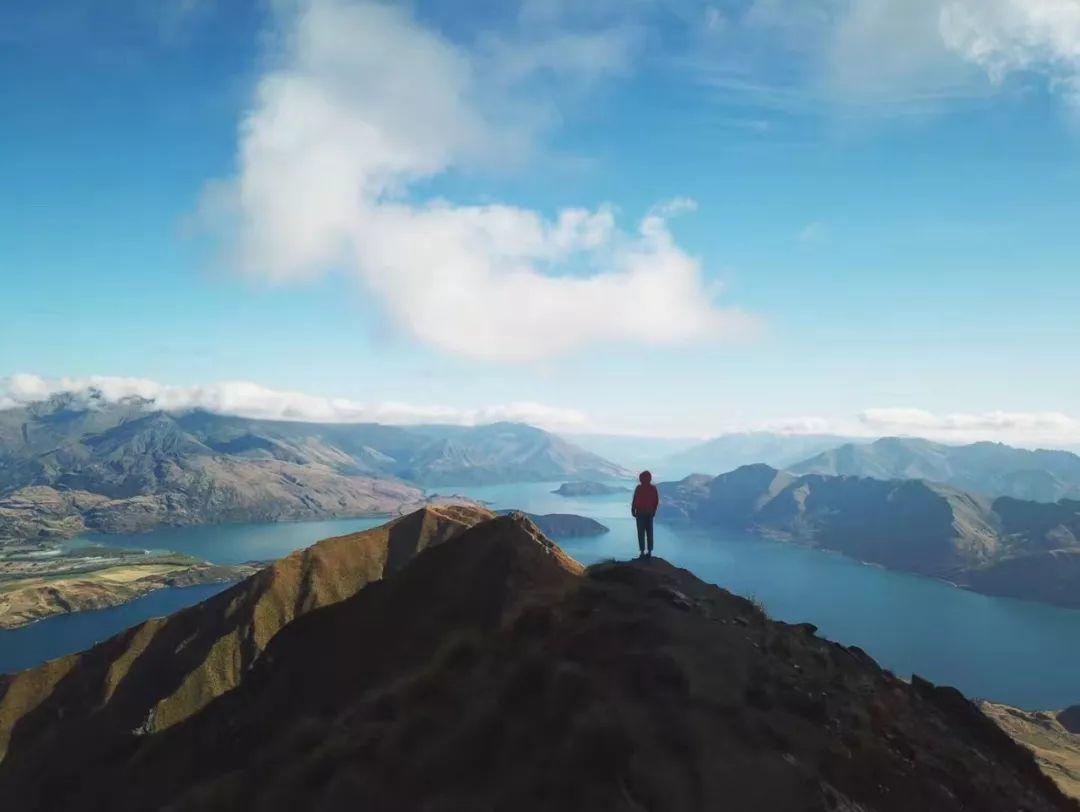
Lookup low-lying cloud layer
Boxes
[0,374,588,432]
[720,409,1080,447]
[202,0,757,362]
[5,374,1079,449]
[858,407,1080,446]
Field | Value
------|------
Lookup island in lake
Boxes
[499,511,609,538]
[551,481,630,497]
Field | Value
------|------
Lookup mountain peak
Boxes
[1,512,1071,810]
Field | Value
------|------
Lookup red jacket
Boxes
[631,471,659,515]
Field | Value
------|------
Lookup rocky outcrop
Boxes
[0,487,105,540]
[1062,707,1080,735]
[658,466,1080,608]
[0,511,1073,811]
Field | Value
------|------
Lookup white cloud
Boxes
[755,415,838,435]
[832,0,1080,107]
[688,0,1080,112]
[859,407,1080,445]
[826,0,980,105]
[7,374,1080,448]
[591,406,1080,446]
[0,374,589,432]
[200,0,756,362]
[939,0,1080,102]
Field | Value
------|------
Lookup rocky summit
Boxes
[0,509,1073,811]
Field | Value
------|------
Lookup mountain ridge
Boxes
[0,504,495,760]
[0,509,1073,810]
[660,432,860,478]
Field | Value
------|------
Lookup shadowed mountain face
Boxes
[659,465,1080,607]
[0,394,628,540]
[0,511,1074,811]
[790,437,1080,503]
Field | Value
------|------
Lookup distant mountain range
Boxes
[0,508,1070,810]
[559,433,701,473]
[657,432,861,478]
[790,437,1080,503]
[0,392,629,540]
[575,432,1080,506]
[659,465,1080,608]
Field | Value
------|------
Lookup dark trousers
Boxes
[636,513,655,553]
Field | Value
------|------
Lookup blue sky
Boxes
[2,0,1080,444]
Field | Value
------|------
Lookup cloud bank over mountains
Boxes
[0,374,588,432]
[201,0,757,362]
[857,407,1080,446]
[4,374,1079,448]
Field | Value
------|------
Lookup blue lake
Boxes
[3,482,1079,711]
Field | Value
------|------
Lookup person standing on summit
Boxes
[631,471,660,558]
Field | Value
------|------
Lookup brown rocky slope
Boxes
[0,511,1073,811]
[0,504,493,759]
[981,702,1080,800]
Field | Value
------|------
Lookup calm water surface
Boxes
[2,482,1078,711]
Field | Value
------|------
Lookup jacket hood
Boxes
[639,470,652,484]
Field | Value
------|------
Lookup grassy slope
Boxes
[982,702,1080,800]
